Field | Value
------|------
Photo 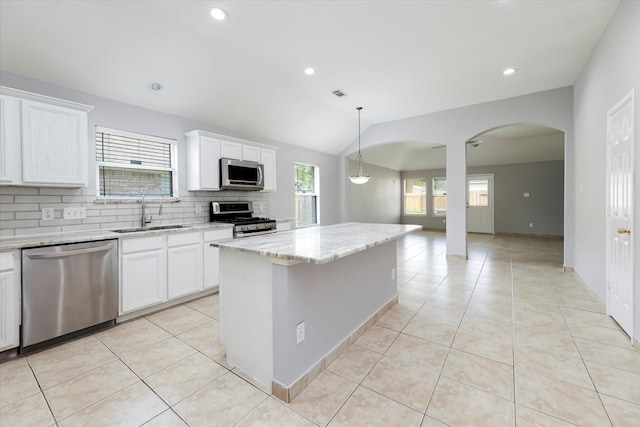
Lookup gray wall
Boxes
[0,71,340,236]
[401,160,564,236]
[339,87,574,261]
[572,0,640,340]
[345,160,401,224]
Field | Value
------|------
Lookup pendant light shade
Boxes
[349,106,371,184]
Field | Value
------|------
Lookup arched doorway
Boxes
[464,123,566,262]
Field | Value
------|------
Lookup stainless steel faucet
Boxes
[141,185,165,227]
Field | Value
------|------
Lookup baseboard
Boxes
[272,296,398,403]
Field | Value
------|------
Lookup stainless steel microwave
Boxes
[220,158,264,191]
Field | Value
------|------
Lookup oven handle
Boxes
[26,244,115,259]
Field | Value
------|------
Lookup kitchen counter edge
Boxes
[0,223,234,251]
[212,223,422,265]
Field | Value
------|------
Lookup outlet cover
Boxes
[296,321,305,344]
[41,208,54,221]
[529,222,534,228]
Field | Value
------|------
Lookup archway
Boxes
[464,123,566,263]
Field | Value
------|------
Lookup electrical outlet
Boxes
[529,222,534,228]
[296,321,305,344]
[391,267,396,280]
[196,204,202,214]
[41,208,54,221]
[64,207,87,220]
[523,192,530,198]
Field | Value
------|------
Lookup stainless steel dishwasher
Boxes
[21,240,118,353]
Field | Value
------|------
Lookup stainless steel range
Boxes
[210,201,276,238]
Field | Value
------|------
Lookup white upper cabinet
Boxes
[21,99,88,186]
[185,129,277,192]
[0,87,93,188]
[220,140,242,160]
[242,144,261,162]
[186,131,221,191]
[261,148,277,192]
[0,95,21,184]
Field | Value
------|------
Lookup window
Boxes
[96,126,178,199]
[295,163,319,227]
[433,177,447,215]
[468,178,489,206]
[404,178,427,215]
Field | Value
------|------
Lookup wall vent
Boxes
[332,89,346,97]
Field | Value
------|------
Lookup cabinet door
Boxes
[120,249,167,314]
[21,99,88,186]
[0,95,21,185]
[220,140,241,160]
[0,270,19,351]
[242,145,261,162]
[168,244,202,298]
[203,243,220,289]
[261,148,277,192]
[198,136,220,190]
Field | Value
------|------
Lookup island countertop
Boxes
[212,222,421,264]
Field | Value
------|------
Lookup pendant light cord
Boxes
[357,106,362,154]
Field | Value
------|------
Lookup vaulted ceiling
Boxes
[0,1,618,155]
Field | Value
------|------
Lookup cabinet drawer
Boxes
[204,229,233,242]
[168,232,201,247]
[0,252,14,271]
[121,235,164,254]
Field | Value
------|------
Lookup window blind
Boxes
[95,127,176,198]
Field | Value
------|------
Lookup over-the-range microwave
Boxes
[220,158,264,191]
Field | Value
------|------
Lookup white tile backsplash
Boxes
[0,187,269,237]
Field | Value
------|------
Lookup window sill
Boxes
[93,197,181,204]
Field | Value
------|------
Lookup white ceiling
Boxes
[356,124,564,171]
[0,1,618,155]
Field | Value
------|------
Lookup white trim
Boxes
[0,86,94,112]
[96,125,177,145]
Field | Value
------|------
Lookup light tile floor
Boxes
[1,230,639,426]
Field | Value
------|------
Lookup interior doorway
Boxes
[467,174,494,234]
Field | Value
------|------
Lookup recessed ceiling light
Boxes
[149,82,163,91]
[210,8,227,20]
[304,67,315,76]
[503,67,517,76]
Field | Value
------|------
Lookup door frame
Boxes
[605,90,635,342]
[466,173,495,234]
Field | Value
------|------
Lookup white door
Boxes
[606,91,635,341]
[467,174,494,234]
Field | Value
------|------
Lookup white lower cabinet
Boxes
[119,228,232,316]
[203,229,232,289]
[168,232,202,299]
[120,236,167,314]
[0,251,20,351]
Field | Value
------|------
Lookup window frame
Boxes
[95,126,179,201]
[403,178,427,216]
[294,162,320,228]
[432,177,447,216]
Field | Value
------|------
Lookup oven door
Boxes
[220,158,264,191]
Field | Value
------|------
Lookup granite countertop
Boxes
[212,222,422,265]
[0,222,234,250]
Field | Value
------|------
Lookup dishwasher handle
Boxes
[26,243,115,259]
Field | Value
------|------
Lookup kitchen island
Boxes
[212,222,421,402]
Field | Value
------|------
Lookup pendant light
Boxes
[349,106,371,184]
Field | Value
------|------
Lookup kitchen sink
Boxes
[112,225,191,233]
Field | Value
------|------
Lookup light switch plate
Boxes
[296,321,305,344]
